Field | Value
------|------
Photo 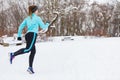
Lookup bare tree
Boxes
[0,0,119,37]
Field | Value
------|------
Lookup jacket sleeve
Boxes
[38,17,49,30]
[17,19,27,37]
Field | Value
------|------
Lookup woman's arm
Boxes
[18,19,27,37]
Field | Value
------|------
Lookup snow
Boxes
[117,0,120,2]
[1,36,120,80]
[89,0,116,4]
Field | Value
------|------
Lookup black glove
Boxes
[17,37,22,41]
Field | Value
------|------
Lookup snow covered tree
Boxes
[0,0,119,37]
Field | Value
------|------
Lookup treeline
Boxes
[0,0,120,37]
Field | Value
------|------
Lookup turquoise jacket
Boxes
[18,13,49,37]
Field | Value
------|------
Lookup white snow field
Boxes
[0,36,120,80]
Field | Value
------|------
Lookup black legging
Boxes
[13,32,37,68]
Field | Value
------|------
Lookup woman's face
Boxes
[34,10,38,15]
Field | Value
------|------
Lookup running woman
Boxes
[9,5,50,74]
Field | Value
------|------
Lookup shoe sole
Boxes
[27,69,34,74]
[8,52,13,64]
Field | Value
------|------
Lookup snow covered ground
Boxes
[0,36,120,80]
[89,0,117,4]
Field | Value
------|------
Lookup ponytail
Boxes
[28,5,38,18]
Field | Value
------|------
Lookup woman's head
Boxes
[28,5,38,16]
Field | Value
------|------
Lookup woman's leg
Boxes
[10,32,37,64]
[13,32,37,56]
[29,45,36,68]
